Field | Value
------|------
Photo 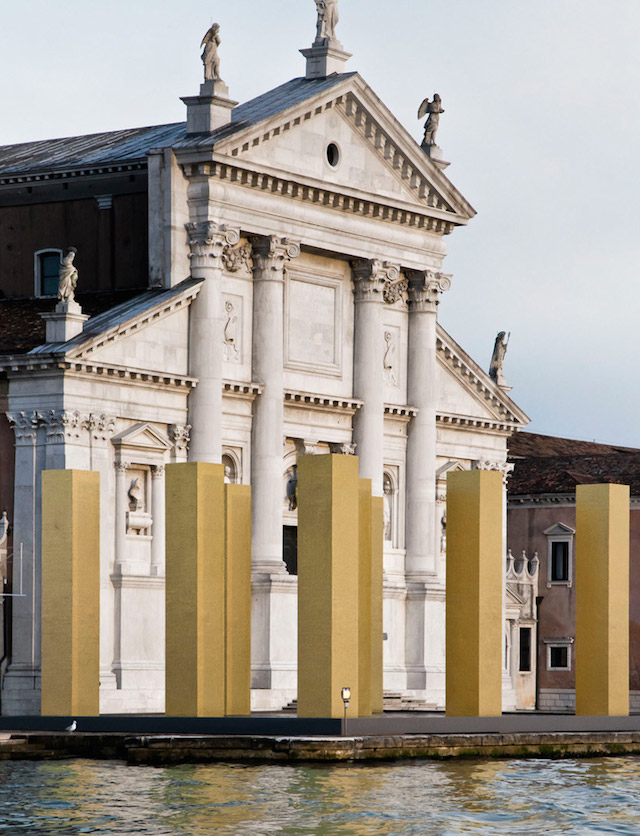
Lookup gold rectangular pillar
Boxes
[224,483,251,716]
[165,462,225,717]
[575,483,629,716]
[370,495,384,714]
[297,454,360,718]
[446,469,503,717]
[41,470,100,717]
[358,479,372,717]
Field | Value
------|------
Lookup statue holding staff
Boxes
[315,0,339,42]
[489,330,510,386]
[418,93,445,149]
[57,247,78,303]
[201,22,222,81]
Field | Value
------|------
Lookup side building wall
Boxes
[507,499,640,712]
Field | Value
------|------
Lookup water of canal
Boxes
[1,756,639,834]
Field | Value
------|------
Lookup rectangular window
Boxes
[549,646,568,669]
[550,541,569,582]
[519,627,532,672]
[40,253,61,296]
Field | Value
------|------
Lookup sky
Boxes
[1,0,640,445]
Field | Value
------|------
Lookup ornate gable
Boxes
[183,75,475,237]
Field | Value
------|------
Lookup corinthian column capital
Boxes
[406,270,452,312]
[186,221,240,269]
[351,259,400,303]
[250,235,301,279]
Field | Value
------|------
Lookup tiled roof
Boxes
[509,431,639,458]
[0,74,356,177]
[509,452,640,496]
[0,289,145,354]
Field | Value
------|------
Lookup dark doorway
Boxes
[283,526,298,575]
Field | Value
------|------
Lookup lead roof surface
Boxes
[0,74,356,177]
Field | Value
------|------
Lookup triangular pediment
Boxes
[212,75,475,228]
[112,422,172,453]
[543,522,575,537]
[436,324,530,432]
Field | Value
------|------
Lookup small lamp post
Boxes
[341,686,351,736]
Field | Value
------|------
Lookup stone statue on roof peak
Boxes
[201,22,222,81]
[315,0,339,43]
[58,248,78,304]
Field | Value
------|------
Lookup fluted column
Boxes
[250,235,300,573]
[405,270,451,578]
[352,260,398,497]
[187,221,240,464]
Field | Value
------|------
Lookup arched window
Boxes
[34,249,62,297]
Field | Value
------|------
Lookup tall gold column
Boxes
[41,470,100,717]
[446,470,502,717]
[575,483,629,716]
[297,454,360,718]
[225,483,251,716]
[165,462,225,717]
[358,479,373,717]
[370,495,384,714]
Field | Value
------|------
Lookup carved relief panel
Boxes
[222,294,243,364]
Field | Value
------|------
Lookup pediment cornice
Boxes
[176,75,475,234]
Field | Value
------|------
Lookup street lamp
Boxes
[341,686,351,736]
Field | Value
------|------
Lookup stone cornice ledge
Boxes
[284,389,363,413]
[0,357,196,390]
[223,380,262,398]
[437,412,516,433]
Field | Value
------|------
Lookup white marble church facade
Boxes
[0,17,528,714]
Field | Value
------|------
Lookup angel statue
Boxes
[489,331,510,387]
[315,0,339,42]
[57,247,78,303]
[201,22,222,81]
[418,93,445,150]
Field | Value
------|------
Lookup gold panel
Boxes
[41,470,100,717]
[370,495,384,714]
[165,462,225,717]
[225,483,251,716]
[576,483,630,716]
[358,479,372,717]
[446,469,503,717]
[297,454,360,718]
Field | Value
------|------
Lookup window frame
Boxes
[544,638,573,671]
[544,523,575,588]
[34,248,62,297]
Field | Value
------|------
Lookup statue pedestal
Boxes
[421,143,450,171]
[300,40,352,79]
[41,300,88,343]
[182,79,238,134]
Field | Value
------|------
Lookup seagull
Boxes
[65,720,77,732]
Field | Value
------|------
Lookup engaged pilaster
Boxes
[352,259,398,497]
[405,269,451,579]
[250,235,300,574]
[187,221,240,464]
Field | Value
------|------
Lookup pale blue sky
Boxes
[2,1,640,445]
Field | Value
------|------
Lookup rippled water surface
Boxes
[1,756,640,834]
